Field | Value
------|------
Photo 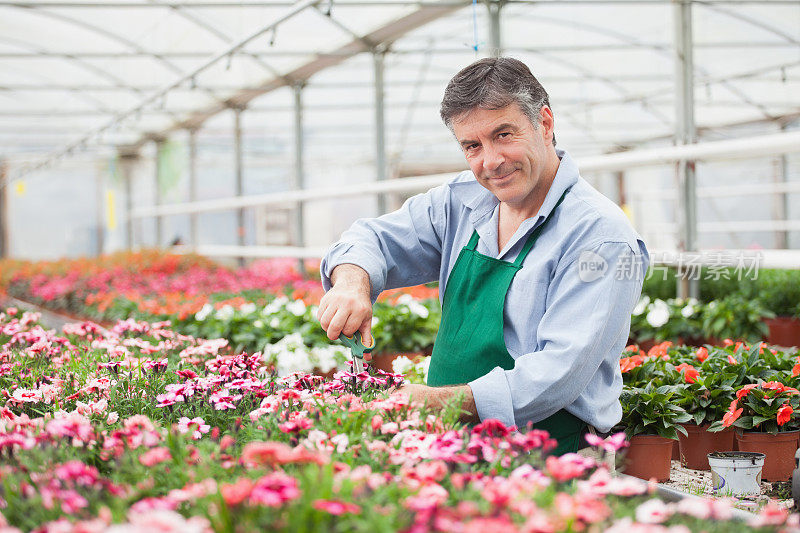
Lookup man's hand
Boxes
[396,383,479,424]
[317,264,374,360]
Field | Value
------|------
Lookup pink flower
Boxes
[177,417,210,440]
[635,499,673,524]
[584,431,628,452]
[248,472,301,507]
[546,454,593,482]
[139,447,172,467]
[11,389,41,404]
[313,499,361,515]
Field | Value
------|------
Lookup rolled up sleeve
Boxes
[469,240,648,431]
[321,186,448,302]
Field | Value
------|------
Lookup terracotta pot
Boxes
[764,317,800,348]
[735,430,800,481]
[622,434,674,482]
[671,439,680,460]
[368,352,426,373]
[678,423,735,470]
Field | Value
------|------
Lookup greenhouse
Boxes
[1,0,800,531]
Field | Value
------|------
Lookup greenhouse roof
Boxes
[1,0,799,178]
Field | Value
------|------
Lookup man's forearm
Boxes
[401,383,480,424]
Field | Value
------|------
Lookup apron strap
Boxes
[465,229,481,251]
[512,190,569,268]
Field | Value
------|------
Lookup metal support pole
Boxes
[373,49,388,215]
[293,83,306,274]
[188,128,199,249]
[154,138,165,247]
[233,106,245,267]
[0,160,8,258]
[95,163,104,256]
[486,0,503,56]
[674,0,698,299]
[774,122,789,249]
[118,151,138,250]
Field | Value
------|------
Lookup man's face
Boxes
[451,103,555,211]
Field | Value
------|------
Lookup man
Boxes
[316,57,649,455]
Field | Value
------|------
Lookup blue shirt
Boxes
[321,149,649,432]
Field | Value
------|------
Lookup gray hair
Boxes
[440,57,556,146]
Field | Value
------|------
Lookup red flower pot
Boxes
[764,317,800,348]
[735,430,799,481]
[678,423,735,470]
[622,434,674,482]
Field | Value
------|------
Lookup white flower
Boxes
[253,320,264,328]
[195,303,214,321]
[646,299,670,328]
[371,316,379,327]
[240,303,257,315]
[215,305,234,321]
[263,296,289,316]
[286,299,307,317]
[407,301,429,319]
[419,356,431,383]
[632,295,650,316]
[681,303,696,318]
[392,356,415,375]
[270,317,280,328]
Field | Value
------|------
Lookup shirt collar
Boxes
[448,148,579,224]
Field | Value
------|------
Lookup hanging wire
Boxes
[471,0,480,55]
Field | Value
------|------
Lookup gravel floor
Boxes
[663,460,796,511]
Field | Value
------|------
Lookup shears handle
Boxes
[338,331,374,359]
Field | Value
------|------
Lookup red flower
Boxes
[722,400,743,428]
[675,363,699,384]
[792,363,800,377]
[736,384,758,399]
[727,354,738,365]
[313,499,361,515]
[619,355,643,373]
[777,404,793,426]
[695,347,709,363]
[723,338,734,347]
[221,477,254,507]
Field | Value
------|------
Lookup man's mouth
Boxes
[488,169,516,181]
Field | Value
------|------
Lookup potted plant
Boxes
[753,269,800,347]
[701,295,773,345]
[709,380,800,481]
[629,297,704,349]
[619,381,692,481]
[668,352,737,470]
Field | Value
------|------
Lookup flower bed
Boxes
[0,308,793,532]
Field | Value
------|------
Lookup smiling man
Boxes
[317,57,649,455]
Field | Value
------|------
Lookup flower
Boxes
[635,498,673,524]
[695,347,708,363]
[777,403,793,426]
[722,400,743,428]
[736,384,757,399]
[177,417,210,440]
[675,363,699,384]
[313,499,361,515]
[646,299,670,328]
[248,472,301,507]
[139,447,172,467]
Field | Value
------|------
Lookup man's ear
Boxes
[539,106,555,143]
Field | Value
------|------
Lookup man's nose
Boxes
[482,144,504,172]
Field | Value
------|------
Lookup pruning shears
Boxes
[338,331,374,374]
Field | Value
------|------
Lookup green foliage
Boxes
[701,295,773,342]
[620,382,692,440]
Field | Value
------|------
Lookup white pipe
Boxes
[132,130,800,218]
[650,248,800,270]
[179,243,800,270]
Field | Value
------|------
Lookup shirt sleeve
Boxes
[468,240,649,429]
[320,185,449,302]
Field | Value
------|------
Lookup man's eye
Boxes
[464,144,479,152]
[498,132,510,139]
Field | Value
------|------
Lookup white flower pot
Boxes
[708,451,765,497]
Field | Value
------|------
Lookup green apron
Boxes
[427,191,585,456]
